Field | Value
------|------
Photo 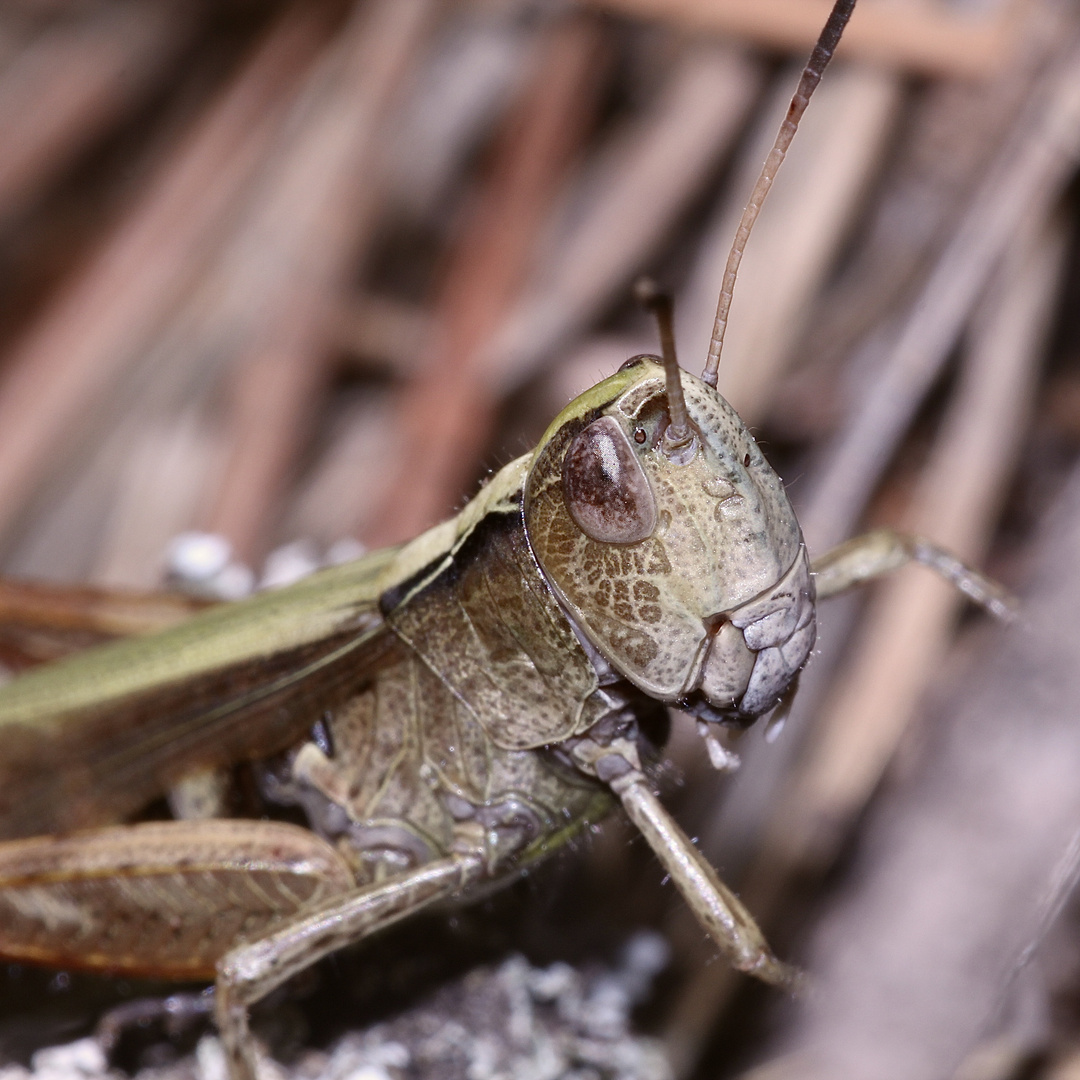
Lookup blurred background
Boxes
[2,0,1080,1078]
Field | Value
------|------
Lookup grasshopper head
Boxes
[523,355,814,727]
[524,0,858,736]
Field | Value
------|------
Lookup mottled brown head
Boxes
[523,356,815,724]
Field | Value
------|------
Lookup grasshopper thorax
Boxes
[523,356,815,726]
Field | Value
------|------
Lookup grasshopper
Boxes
[0,2,1012,1077]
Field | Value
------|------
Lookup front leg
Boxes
[216,852,485,1080]
[566,725,800,993]
[612,770,801,992]
[812,528,1015,620]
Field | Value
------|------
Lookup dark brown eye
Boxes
[634,428,647,444]
[563,416,656,544]
[743,452,751,467]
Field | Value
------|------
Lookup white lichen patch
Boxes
[5,938,672,1080]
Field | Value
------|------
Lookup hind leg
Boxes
[215,852,484,1080]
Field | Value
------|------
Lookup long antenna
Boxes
[701,0,857,388]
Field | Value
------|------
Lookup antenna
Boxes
[701,0,858,388]
[634,277,693,452]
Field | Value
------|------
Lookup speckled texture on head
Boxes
[524,357,807,708]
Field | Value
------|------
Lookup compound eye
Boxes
[562,415,656,544]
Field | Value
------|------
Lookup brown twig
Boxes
[587,0,1023,78]
[490,42,763,391]
[0,575,208,638]
[335,293,430,376]
[769,2,1056,443]
[799,26,1080,551]
[0,3,333,552]
[768,211,1064,882]
[202,0,439,566]
[364,11,609,547]
[0,2,189,223]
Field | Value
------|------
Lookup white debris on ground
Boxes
[164,532,254,601]
[163,532,367,599]
[0,1038,110,1080]
[257,541,322,591]
[0,935,672,1080]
